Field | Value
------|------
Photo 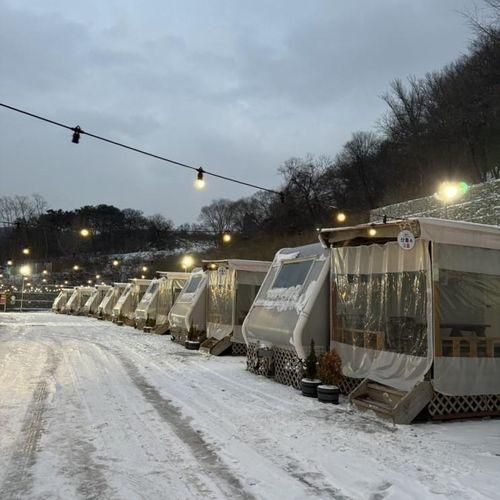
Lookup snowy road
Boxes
[0,313,499,499]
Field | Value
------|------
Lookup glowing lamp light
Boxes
[194,168,205,189]
[435,181,469,203]
[7,260,13,266]
[141,275,146,279]
[222,233,232,243]
[80,228,90,237]
[112,259,120,267]
[64,280,68,285]
[22,248,30,255]
[368,228,377,237]
[42,270,48,275]
[42,278,47,283]
[73,265,80,271]
[96,274,101,279]
[181,255,195,271]
[87,280,92,284]
[20,264,31,276]
[142,266,148,272]
[336,212,347,223]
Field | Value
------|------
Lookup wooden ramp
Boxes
[199,336,232,356]
[350,379,433,424]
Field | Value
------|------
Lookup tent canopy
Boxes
[320,218,500,396]
[203,259,271,342]
[242,243,330,358]
[168,269,207,334]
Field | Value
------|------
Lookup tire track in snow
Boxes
[109,348,255,500]
[111,342,350,499]
[1,345,60,498]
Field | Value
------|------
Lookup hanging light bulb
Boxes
[72,126,81,144]
[194,167,205,189]
[336,212,347,223]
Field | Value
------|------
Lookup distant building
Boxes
[370,178,500,225]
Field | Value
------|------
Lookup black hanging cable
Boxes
[0,102,283,197]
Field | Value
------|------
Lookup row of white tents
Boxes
[52,218,500,423]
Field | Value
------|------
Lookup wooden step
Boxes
[350,379,433,424]
[199,336,232,356]
[367,382,405,398]
[366,383,405,406]
[354,396,393,415]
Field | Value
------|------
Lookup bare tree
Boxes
[198,199,236,234]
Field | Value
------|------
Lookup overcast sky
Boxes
[0,0,478,224]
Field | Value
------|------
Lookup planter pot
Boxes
[301,378,321,398]
[185,340,200,351]
[317,385,340,404]
[143,326,152,333]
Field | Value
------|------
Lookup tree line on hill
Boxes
[1,4,499,263]
[200,7,500,235]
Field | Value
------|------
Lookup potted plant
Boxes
[317,350,342,404]
[185,327,204,350]
[301,339,322,397]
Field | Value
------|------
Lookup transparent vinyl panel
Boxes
[207,268,233,327]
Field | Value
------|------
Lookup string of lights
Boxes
[0,102,284,199]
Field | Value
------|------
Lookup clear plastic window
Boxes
[272,260,313,289]
[184,276,202,294]
[334,271,428,356]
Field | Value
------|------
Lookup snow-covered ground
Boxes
[0,313,499,500]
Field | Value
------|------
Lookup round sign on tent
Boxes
[398,230,416,250]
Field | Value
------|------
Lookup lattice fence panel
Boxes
[273,347,303,389]
[231,342,247,356]
[429,393,500,418]
[338,376,362,395]
[246,343,273,377]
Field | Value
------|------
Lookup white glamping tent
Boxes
[97,283,128,320]
[200,259,271,355]
[168,269,208,345]
[135,272,189,332]
[112,278,151,326]
[242,243,330,387]
[52,288,74,313]
[81,285,111,316]
[320,218,500,423]
[62,286,95,315]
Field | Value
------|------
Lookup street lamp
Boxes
[435,181,469,218]
[73,265,80,271]
[112,259,120,267]
[336,212,347,223]
[142,266,148,272]
[22,248,30,256]
[222,232,232,244]
[181,255,195,272]
[7,260,13,266]
[19,264,31,312]
[80,228,91,237]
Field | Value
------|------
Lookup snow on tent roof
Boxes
[202,259,271,273]
[242,242,330,359]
